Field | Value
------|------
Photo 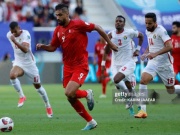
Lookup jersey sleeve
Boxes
[129,29,139,38]
[51,27,60,47]
[76,20,95,32]
[22,31,31,44]
[159,26,171,43]
[6,32,11,41]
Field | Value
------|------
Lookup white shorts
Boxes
[112,60,136,82]
[13,62,40,84]
[143,61,174,86]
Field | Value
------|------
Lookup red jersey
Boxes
[94,43,111,68]
[51,19,95,67]
[171,35,180,64]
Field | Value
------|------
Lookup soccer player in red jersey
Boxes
[171,21,180,85]
[94,37,111,98]
[36,4,118,130]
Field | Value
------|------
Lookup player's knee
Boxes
[33,83,41,89]
[166,88,174,94]
[140,79,149,85]
[113,77,120,84]
[65,91,75,98]
[9,72,17,79]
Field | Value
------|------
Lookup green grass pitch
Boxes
[0,83,180,135]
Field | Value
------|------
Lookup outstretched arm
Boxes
[94,25,118,51]
[36,43,57,52]
[147,40,172,59]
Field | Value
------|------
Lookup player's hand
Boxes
[146,52,157,60]
[133,50,140,56]
[140,53,149,61]
[36,43,43,50]
[109,43,118,52]
[10,35,16,43]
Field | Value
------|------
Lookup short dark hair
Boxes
[172,21,180,27]
[55,3,68,11]
[145,13,156,22]
[116,15,126,23]
[9,21,18,29]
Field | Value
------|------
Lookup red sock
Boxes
[75,90,87,98]
[69,99,92,122]
[105,77,110,84]
[102,80,107,94]
[101,77,110,94]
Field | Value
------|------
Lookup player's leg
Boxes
[114,61,136,93]
[64,68,97,130]
[134,72,152,118]
[173,63,179,85]
[100,70,110,98]
[96,67,106,98]
[25,64,53,118]
[9,65,26,107]
[134,62,156,118]
[172,65,180,101]
[158,65,180,95]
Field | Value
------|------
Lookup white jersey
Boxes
[7,30,35,66]
[146,25,173,66]
[110,28,139,66]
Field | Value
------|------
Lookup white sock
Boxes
[139,84,148,112]
[174,85,180,94]
[10,78,24,98]
[37,86,51,108]
[115,81,128,92]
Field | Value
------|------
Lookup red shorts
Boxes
[63,65,89,88]
[96,66,109,77]
[173,63,180,74]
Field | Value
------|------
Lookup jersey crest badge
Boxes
[153,34,156,39]
[124,36,127,40]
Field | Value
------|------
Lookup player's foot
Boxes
[125,99,133,109]
[86,89,94,111]
[99,94,107,98]
[46,107,53,118]
[81,119,97,130]
[134,110,147,118]
[129,107,135,116]
[17,96,26,108]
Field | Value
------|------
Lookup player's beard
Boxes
[57,19,65,26]
[147,25,156,32]
[172,31,178,35]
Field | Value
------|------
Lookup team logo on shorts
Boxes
[124,36,127,40]
[153,34,156,39]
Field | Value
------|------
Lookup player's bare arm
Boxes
[141,46,149,61]
[36,43,57,52]
[10,35,29,53]
[133,32,144,56]
[94,25,118,52]
[147,40,173,59]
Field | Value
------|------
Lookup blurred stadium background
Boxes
[0,0,180,85]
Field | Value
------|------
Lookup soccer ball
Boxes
[0,117,14,132]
